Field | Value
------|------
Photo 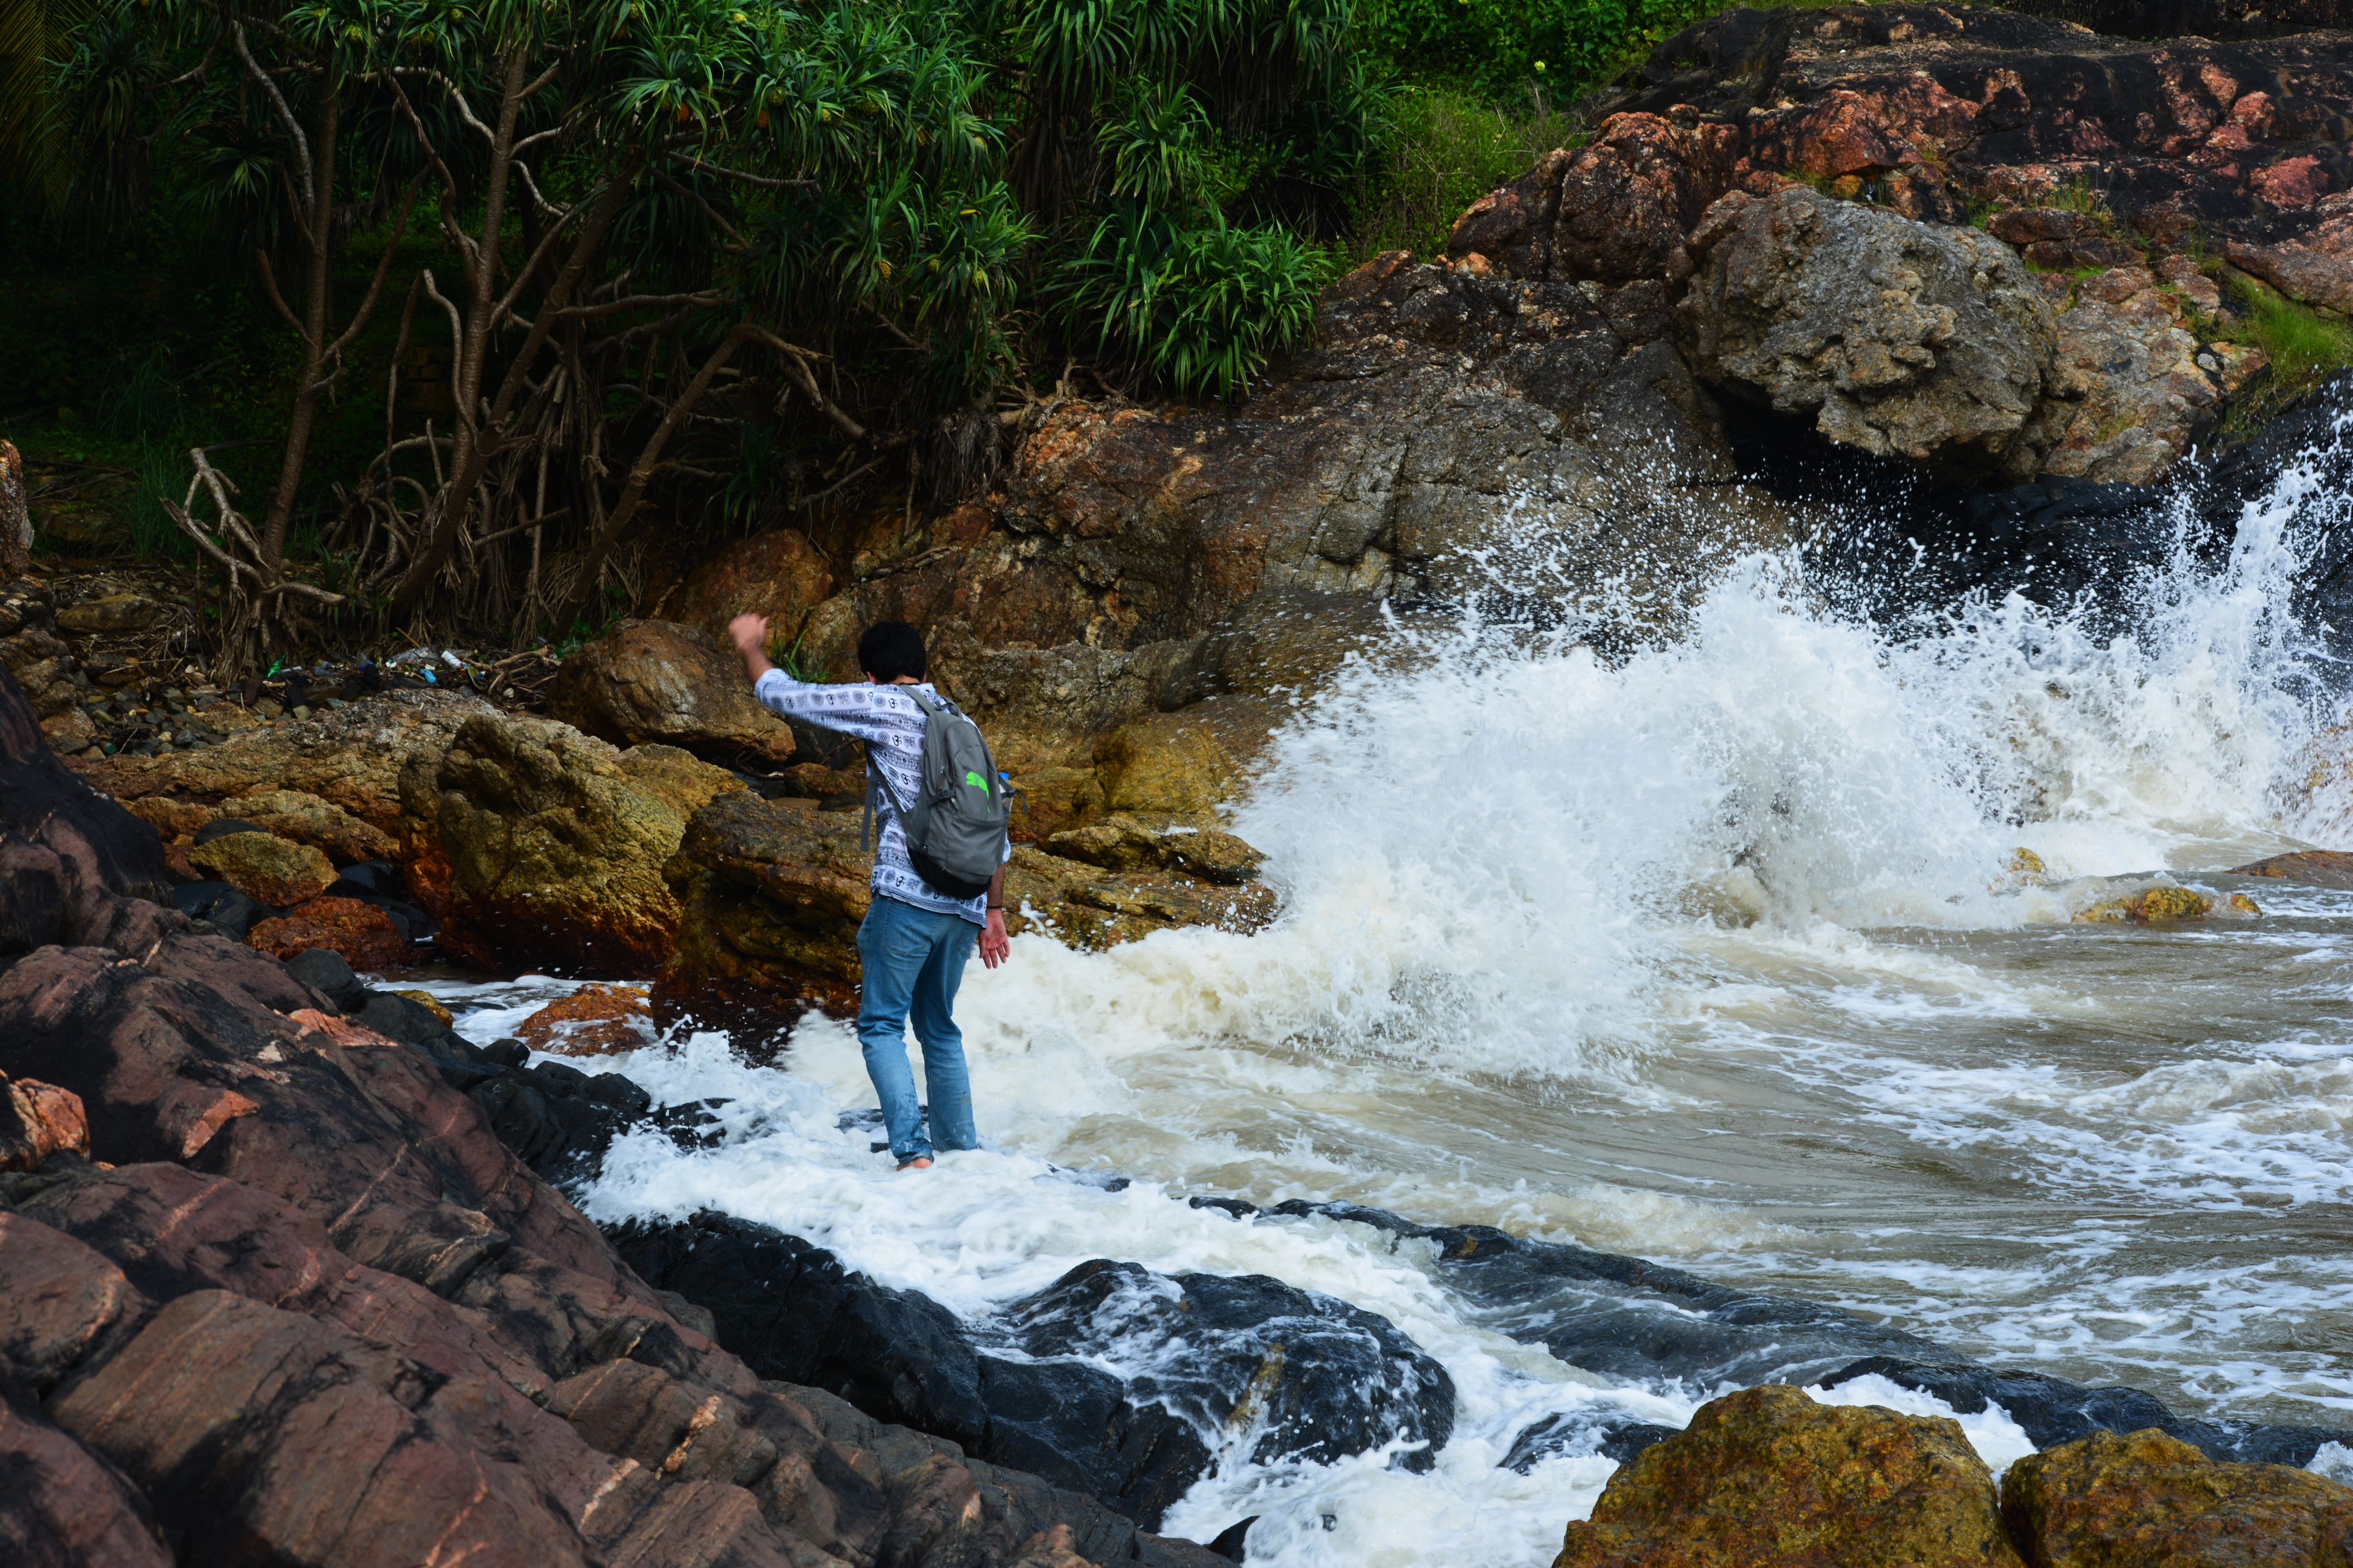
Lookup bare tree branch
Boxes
[668,151,814,190]
[234,24,313,215]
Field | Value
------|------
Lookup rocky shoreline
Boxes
[9,656,2353,1566]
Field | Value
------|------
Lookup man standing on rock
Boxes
[729,614,1011,1171]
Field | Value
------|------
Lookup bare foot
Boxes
[897,1156,933,1172]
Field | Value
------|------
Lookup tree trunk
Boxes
[383,155,643,628]
[258,85,338,572]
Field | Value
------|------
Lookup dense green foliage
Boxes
[0,0,1679,657]
[1357,0,1692,97]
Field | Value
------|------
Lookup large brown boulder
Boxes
[650,526,839,653]
[425,712,745,977]
[547,619,797,766]
[2001,1426,2353,1566]
[1677,185,2063,481]
[655,789,1275,1026]
[1452,116,1743,285]
[184,831,337,908]
[219,788,398,865]
[1553,1383,2024,1568]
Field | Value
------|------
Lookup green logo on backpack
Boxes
[965,770,988,791]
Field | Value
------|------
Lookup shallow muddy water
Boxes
[414,418,2353,1567]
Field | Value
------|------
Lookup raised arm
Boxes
[729,613,907,745]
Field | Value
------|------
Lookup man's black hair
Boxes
[858,620,927,682]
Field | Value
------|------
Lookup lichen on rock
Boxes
[1553,1383,2023,1568]
[2001,1425,2353,1566]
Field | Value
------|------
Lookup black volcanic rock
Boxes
[607,1212,1456,1531]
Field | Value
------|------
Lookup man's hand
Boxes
[729,613,774,684]
[979,909,1010,969]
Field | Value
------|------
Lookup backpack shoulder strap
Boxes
[862,741,915,853]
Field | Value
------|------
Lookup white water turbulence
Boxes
[463,413,2353,1567]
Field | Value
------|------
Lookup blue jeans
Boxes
[854,895,980,1161]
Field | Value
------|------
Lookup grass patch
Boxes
[1346,86,1588,264]
[2218,272,2353,437]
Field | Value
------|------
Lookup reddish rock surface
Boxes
[517,983,658,1057]
[1431,3,2353,486]
[245,895,412,971]
[0,1075,89,1171]
[1615,5,2353,251]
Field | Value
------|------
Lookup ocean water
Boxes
[419,411,2353,1567]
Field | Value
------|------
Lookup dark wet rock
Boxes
[1272,1199,2353,1468]
[2,663,174,957]
[283,945,367,1012]
[774,1378,1232,1568]
[192,816,264,844]
[1819,1356,2353,1465]
[1501,1411,1684,1472]
[1004,1259,1455,1478]
[168,880,265,941]
[606,1210,1452,1532]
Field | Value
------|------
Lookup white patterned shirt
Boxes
[752,670,1006,926]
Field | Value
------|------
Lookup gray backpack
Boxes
[863,687,1013,901]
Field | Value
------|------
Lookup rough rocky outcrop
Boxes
[652,236,1793,794]
[425,713,746,976]
[1443,4,2353,491]
[0,666,1224,1568]
[1677,184,2063,480]
[71,686,493,918]
[1,1072,89,1170]
[2002,1426,2353,1566]
[1553,1383,2023,1567]
[654,790,1274,1027]
[548,618,798,766]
